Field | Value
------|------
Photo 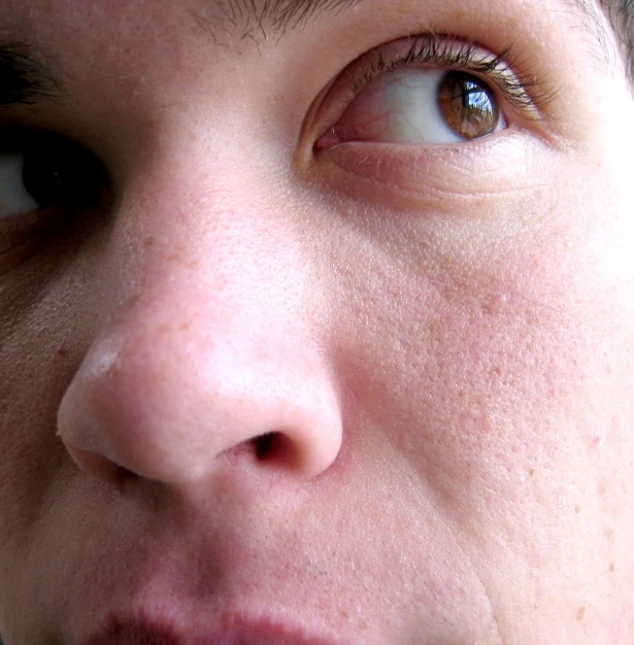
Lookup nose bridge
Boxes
[56,157,343,486]
[117,148,299,301]
[102,143,320,352]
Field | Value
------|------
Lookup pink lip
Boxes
[82,614,344,645]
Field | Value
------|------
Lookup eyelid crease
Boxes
[347,33,558,121]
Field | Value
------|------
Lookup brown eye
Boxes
[437,71,500,140]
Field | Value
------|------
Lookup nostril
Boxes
[253,432,278,460]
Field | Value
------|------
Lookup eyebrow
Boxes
[194,0,615,62]
[0,42,61,107]
[0,0,615,110]
[193,0,361,41]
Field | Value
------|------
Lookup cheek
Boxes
[327,181,634,551]
[322,193,634,635]
[0,253,99,562]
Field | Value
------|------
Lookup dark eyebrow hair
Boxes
[0,42,61,107]
[192,0,361,42]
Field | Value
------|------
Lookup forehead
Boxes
[0,0,611,47]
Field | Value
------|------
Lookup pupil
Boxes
[18,136,105,211]
[22,153,69,208]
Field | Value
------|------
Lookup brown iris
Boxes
[437,71,500,140]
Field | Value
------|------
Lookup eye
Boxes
[0,133,105,221]
[314,35,541,151]
[318,67,503,147]
[0,132,107,271]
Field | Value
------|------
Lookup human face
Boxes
[1,0,633,643]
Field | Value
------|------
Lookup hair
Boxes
[600,0,634,79]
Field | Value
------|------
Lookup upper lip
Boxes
[81,613,345,645]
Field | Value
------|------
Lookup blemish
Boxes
[588,435,603,449]
[89,337,122,379]
[55,346,68,364]
[610,561,615,573]
[576,606,586,621]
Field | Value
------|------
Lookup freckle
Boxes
[575,505,581,514]
[143,236,156,249]
[528,468,536,477]
[0,402,7,414]
[126,293,141,308]
[576,606,586,621]
[179,321,191,331]
[610,561,615,572]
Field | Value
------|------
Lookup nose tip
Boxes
[56,315,343,487]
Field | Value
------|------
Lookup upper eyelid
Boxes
[337,34,556,121]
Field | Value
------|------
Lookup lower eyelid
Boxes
[0,211,47,271]
[312,128,542,205]
[0,202,87,275]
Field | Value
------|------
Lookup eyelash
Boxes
[345,34,553,119]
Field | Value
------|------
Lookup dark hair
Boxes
[601,0,634,79]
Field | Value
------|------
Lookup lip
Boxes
[82,613,345,645]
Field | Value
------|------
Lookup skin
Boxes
[1,0,634,643]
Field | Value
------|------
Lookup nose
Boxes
[56,171,343,487]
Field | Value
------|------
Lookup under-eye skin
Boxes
[314,34,548,149]
[0,130,107,271]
